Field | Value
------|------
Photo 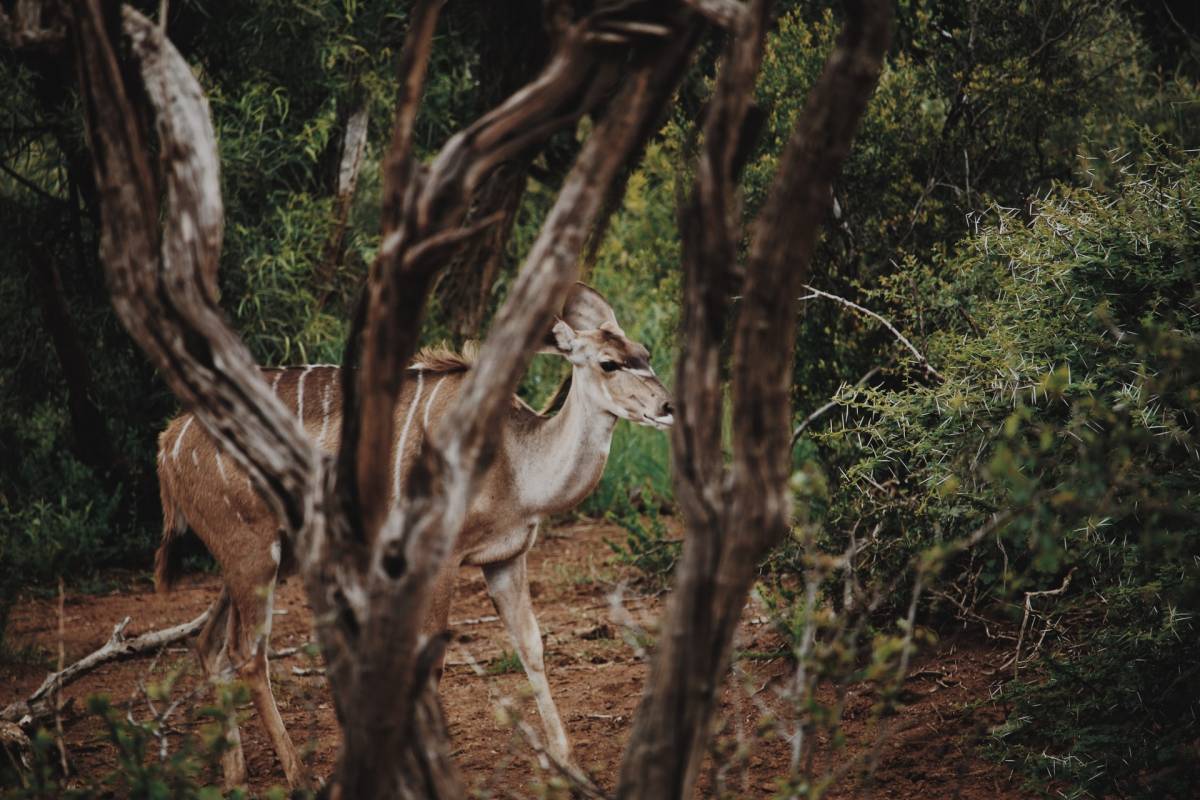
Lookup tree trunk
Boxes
[314,102,369,310]
[28,250,118,478]
[432,0,551,339]
[68,1,701,796]
[618,2,893,797]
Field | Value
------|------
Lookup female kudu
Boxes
[154,283,673,787]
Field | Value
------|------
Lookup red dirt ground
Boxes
[1,520,1031,798]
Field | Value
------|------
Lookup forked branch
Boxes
[334,10,703,794]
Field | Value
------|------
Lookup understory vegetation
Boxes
[3,0,1199,797]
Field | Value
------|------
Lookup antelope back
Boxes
[156,361,476,509]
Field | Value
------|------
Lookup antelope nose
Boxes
[660,401,674,417]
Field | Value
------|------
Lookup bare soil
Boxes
[1,520,1030,798]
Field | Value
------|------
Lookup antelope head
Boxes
[546,283,674,430]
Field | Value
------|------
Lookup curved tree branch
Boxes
[72,3,317,537]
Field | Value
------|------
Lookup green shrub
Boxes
[804,142,1200,795]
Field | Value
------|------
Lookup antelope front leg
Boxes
[482,552,570,762]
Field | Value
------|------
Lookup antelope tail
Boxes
[154,471,188,593]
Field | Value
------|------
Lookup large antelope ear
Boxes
[538,282,622,356]
[561,282,622,334]
[540,318,577,355]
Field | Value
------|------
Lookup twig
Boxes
[496,697,610,800]
[1012,567,1076,678]
[269,641,315,659]
[449,615,500,627]
[291,666,326,677]
[54,578,68,776]
[607,583,649,661]
[800,284,943,382]
[0,161,68,205]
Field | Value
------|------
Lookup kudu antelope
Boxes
[154,283,673,787]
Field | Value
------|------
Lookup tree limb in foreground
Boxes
[70,0,702,795]
[619,1,894,797]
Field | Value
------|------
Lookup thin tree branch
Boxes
[0,161,68,204]
[799,283,943,382]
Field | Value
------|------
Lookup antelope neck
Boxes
[513,369,617,515]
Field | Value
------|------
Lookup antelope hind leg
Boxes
[227,576,308,789]
[194,588,248,788]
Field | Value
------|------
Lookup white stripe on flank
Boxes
[319,377,333,444]
[190,448,199,467]
[172,416,194,462]
[270,370,283,393]
[297,366,311,426]
[392,370,424,500]
[423,376,446,430]
[215,450,229,484]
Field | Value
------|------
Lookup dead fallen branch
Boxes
[292,666,327,677]
[1,608,211,727]
[1009,567,1077,677]
[449,615,500,627]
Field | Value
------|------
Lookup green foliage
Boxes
[803,145,1200,795]
[751,0,1200,404]
[988,593,1200,798]
[2,682,284,800]
[486,650,524,676]
[604,493,680,588]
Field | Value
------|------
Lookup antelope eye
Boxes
[600,360,621,373]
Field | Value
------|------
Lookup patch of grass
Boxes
[735,647,790,663]
[549,554,614,590]
[487,649,523,676]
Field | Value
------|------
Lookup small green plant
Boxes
[486,650,523,676]
[604,489,680,588]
